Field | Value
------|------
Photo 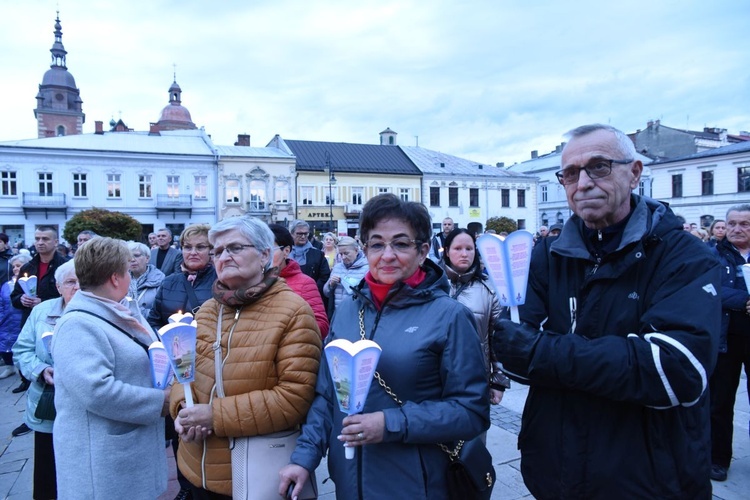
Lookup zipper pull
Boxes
[569,297,577,333]
[598,230,603,241]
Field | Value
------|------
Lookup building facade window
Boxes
[738,167,750,192]
[448,186,458,207]
[225,179,240,204]
[73,173,87,198]
[399,188,409,201]
[274,180,289,204]
[517,189,526,208]
[469,188,479,207]
[701,171,714,196]
[501,189,510,207]
[430,186,440,206]
[541,184,548,203]
[56,125,65,136]
[300,186,314,205]
[167,175,180,198]
[1,171,17,197]
[378,187,390,194]
[139,174,152,198]
[351,187,363,206]
[517,219,526,230]
[194,175,207,200]
[638,180,646,197]
[39,172,53,196]
[107,173,121,199]
[671,174,683,198]
[249,180,266,210]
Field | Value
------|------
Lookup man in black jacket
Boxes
[493,124,721,498]
[288,220,330,301]
[709,205,750,482]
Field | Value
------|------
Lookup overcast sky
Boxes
[2,0,748,166]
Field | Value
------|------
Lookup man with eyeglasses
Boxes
[493,124,721,498]
[149,228,183,277]
[708,204,750,482]
[288,220,330,303]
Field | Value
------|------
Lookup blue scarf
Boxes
[290,241,313,266]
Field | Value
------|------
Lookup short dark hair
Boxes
[443,228,483,279]
[36,226,58,238]
[268,223,294,249]
[0,233,7,244]
[359,193,431,244]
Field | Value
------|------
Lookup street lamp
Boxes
[325,151,337,233]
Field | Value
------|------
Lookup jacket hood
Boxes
[551,194,676,259]
[280,258,302,279]
[136,264,165,288]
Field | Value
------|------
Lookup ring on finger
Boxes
[357,432,364,440]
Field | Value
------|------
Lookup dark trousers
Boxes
[34,431,57,500]
[709,333,750,468]
[189,486,232,500]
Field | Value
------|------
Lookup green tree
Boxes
[63,208,142,244]
[485,216,518,234]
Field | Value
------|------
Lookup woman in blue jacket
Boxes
[280,194,489,499]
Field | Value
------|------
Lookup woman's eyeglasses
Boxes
[365,238,420,255]
[183,245,211,253]
[211,244,256,259]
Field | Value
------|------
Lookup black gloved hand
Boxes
[492,319,543,380]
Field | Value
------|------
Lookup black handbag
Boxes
[444,437,496,500]
[34,384,57,421]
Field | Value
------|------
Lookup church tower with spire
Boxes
[34,13,85,138]
[155,74,197,131]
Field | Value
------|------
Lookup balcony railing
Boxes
[22,192,66,207]
[21,192,67,219]
[156,194,192,219]
[156,194,192,207]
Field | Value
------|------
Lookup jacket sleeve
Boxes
[716,256,750,310]
[146,284,166,331]
[381,304,490,444]
[211,303,322,437]
[290,349,336,472]
[53,315,165,425]
[525,242,722,409]
[301,277,329,339]
[316,257,331,294]
[12,306,50,380]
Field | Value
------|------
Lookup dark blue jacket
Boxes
[291,260,489,499]
[10,252,68,327]
[712,238,750,352]
[146,266,216,330]
[515,195,721,499]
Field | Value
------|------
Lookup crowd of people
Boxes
[1,123,747,499]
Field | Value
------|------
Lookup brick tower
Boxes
[34,13,85,138]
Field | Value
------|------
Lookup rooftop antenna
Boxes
[414,135,419,147]
[173,63,177,82]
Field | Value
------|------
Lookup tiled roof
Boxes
[283,139,421,175]
[0,129,215,156]
[400,146,522,178]
[653,140,750,164]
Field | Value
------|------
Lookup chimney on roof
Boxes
[95,121,104,135]
[235,134,250,147]
[647,120,654,129]
[496,162,505,168]
[531,150,538,159]
[149,123,161,136]
[555,145,561,154]
[655,119,660,127]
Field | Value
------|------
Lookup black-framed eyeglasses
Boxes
[365,238,421,254]
[555,158,633,185]
[183,244,211,253]
[211,243,256,259]
[293,232,309,237]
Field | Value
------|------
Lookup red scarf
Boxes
[364,267,426,309]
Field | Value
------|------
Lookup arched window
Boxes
[56,125,65,136]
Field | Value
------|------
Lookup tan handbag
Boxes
[213,305,317,500]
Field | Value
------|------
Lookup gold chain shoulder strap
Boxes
[357,308,462,459]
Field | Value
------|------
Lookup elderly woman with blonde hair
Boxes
[52,238,169,499]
